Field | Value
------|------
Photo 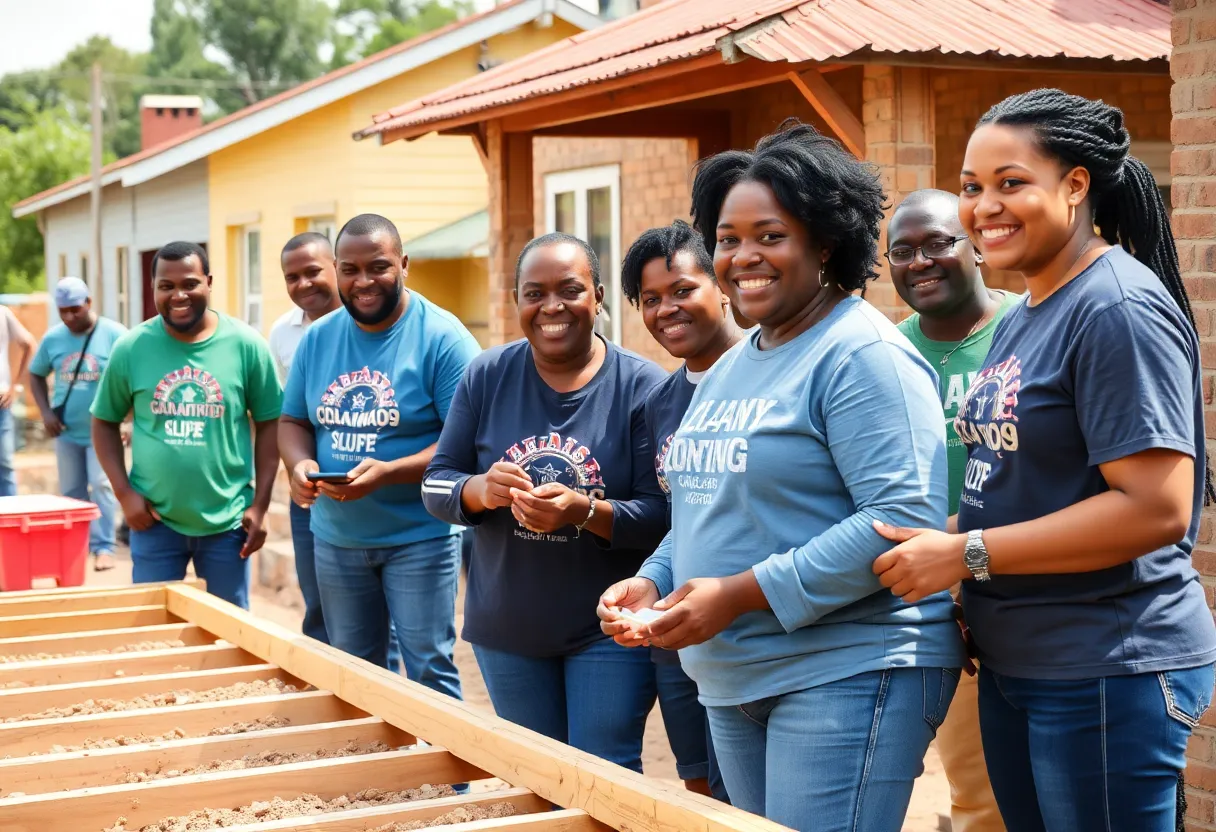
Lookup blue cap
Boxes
[54,277,90,308]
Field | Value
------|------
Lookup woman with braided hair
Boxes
[872,88,1216,829]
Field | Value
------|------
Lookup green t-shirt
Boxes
[898,290,1021,514]
[91,313,283,536]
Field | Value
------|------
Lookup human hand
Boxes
[117,488,160,532]
[641,572,763,650]
[239,507,267,559]
[290,460,320,508]
[510,482,587,534]
[317,458,386,503]
[0,389,16,410]
[597,577,661,647]
[120,422,133,447]
[478,461,533,510]
[41,410,64,438]
[872,521,970,604]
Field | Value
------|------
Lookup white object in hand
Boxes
[618,607,666,628]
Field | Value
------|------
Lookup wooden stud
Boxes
[0,623,215,659]
[0,643,260,688]
[0,716,412,796]
[0,586,167,616]
[786,70,865,158]
[0,664,297,719]
[530,110,729,139]
[0,605,175,638]
[166,585,790,832]
[221,801,603,832]
[0,578,201,600]
[0,689,364,757]
[0,746,488,832]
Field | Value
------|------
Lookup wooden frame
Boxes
[0,582,789,832]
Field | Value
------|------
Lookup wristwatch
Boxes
[964,529,991,582]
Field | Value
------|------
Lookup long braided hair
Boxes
[978,89,1215,506]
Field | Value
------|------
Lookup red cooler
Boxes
[0,495,101,591]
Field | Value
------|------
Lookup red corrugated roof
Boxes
[360,0,1169,140]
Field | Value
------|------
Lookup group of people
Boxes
[19,86,1214,832]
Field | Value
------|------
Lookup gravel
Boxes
[0,640,187,664]
[4,678,301,723]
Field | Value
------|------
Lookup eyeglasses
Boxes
[884,236,970,266]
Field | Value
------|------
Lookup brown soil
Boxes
[122,740,395,783]
[4,679,301,723]
[374,803,517,831]
[19,717,290,758]
[0,640,187,664]
[108,784,458,831]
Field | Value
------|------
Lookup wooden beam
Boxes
[786,70,865,158]
[222,803,603,832]
[0,586,166,616]
[531,110,730,139]
[0,605,175,638]
[0,747,488,832]
[0,716,411,796]
[0,578,201,600]
[0,690,364,757]
[835,49,1169,77]
[0,643,259,688]
[0,623,215,658]
[499,56,799,134]
[166,585,791,832]
[0,664,296,719]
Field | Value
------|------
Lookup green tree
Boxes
[147,0,247,116]
[334,0,473,64]
[56,36,148,159]
[0,105,92,293]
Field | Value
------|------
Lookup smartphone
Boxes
[306,472,352,484]
[617,607,667,628]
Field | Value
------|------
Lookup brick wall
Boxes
[1172,1,1216,828]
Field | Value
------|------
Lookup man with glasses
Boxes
[886,189,1019,832]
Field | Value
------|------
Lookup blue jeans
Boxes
[130,521,249,609]
[0,408,16,498]
[473,638,656,773]
[55,438,117,556]
[979,663,1215,831]
[707,668,958,831]
[313,533,461,700]
[653,653,728,800]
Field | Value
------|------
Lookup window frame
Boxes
[241,225,263,331]
[116,246,130,327]
[308,216,338,242]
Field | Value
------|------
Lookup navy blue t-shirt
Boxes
[422,338,668,657]
[957,247,1216,679]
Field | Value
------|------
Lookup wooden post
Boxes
[487,120,532,345]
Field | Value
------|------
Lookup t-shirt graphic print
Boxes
[317,366,401,462]
[152,366,227,447]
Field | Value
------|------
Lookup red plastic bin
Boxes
[0,495,101,591]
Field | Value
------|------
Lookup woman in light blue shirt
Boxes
[598,121,965,832]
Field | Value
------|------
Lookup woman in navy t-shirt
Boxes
[874,89,1216,828]
[422,233,667,772]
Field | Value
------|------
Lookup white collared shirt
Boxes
[267,306,311,387]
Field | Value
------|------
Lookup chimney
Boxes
[139,95,204,151]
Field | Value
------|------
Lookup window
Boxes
[241,227,262,330]
[543,165,622,344]
[79,255,88,285]
[308,216,337,241]
[1131,141,1172,216]
[116,247,130,327]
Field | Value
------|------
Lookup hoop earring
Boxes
[818,265,830,289]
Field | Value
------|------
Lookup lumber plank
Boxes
[0,716,413,796]
[0,663,298,719]
[0,746,488,832]
[0,643,259,688]
[0,605,176,638]
[221,799,602,832]
[0,689,364,757]
[0,622,215,658]
[166,584,791,832]
[0,586,167,616]
[0,578,202,600]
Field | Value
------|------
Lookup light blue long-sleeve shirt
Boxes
[638,296,965,706]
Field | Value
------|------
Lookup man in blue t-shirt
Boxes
[30,278,127,570]
[279,214,479,699]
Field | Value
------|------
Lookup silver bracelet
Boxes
[573,497,596,537]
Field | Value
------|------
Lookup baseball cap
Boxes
[54,277,90,309]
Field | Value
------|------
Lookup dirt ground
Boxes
[84,551,951,831]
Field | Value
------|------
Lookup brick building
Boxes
[1173,1,1216,828]
[356,0,1173,369]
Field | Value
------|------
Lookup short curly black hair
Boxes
[620,220,715,307]
[515,232,601,289]
[689,119,887,291]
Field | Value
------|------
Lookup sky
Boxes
[0,0,599,76]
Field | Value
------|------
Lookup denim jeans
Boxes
[130,521,250,609]
[653,653,728,800]
[55,437,117,556]
[979,662,1216,831]
[0,408,16,498]
[707,668,958,831]
[473,638,656,773]
[313,533,461,700]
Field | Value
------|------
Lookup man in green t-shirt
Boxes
[888,190,1019,832]
[91,242,282,609]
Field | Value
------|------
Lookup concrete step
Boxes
[253,538,299,594]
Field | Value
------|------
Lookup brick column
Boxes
[486,120,531,345]
[1172,2,1216,828]
[862,64,935,322]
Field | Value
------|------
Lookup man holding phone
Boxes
[279,214,479,697]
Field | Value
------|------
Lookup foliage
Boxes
[333,0,474,64]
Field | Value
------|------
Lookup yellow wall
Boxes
[409,256,491,347]
[207,18,580,332]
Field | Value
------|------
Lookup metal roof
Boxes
[403,209,489,260]
[359,0,1170,140]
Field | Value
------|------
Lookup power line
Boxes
[4,68,300,92]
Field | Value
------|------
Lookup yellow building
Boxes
[13,0,599,346]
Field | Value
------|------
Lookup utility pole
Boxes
[89,61,103,299]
